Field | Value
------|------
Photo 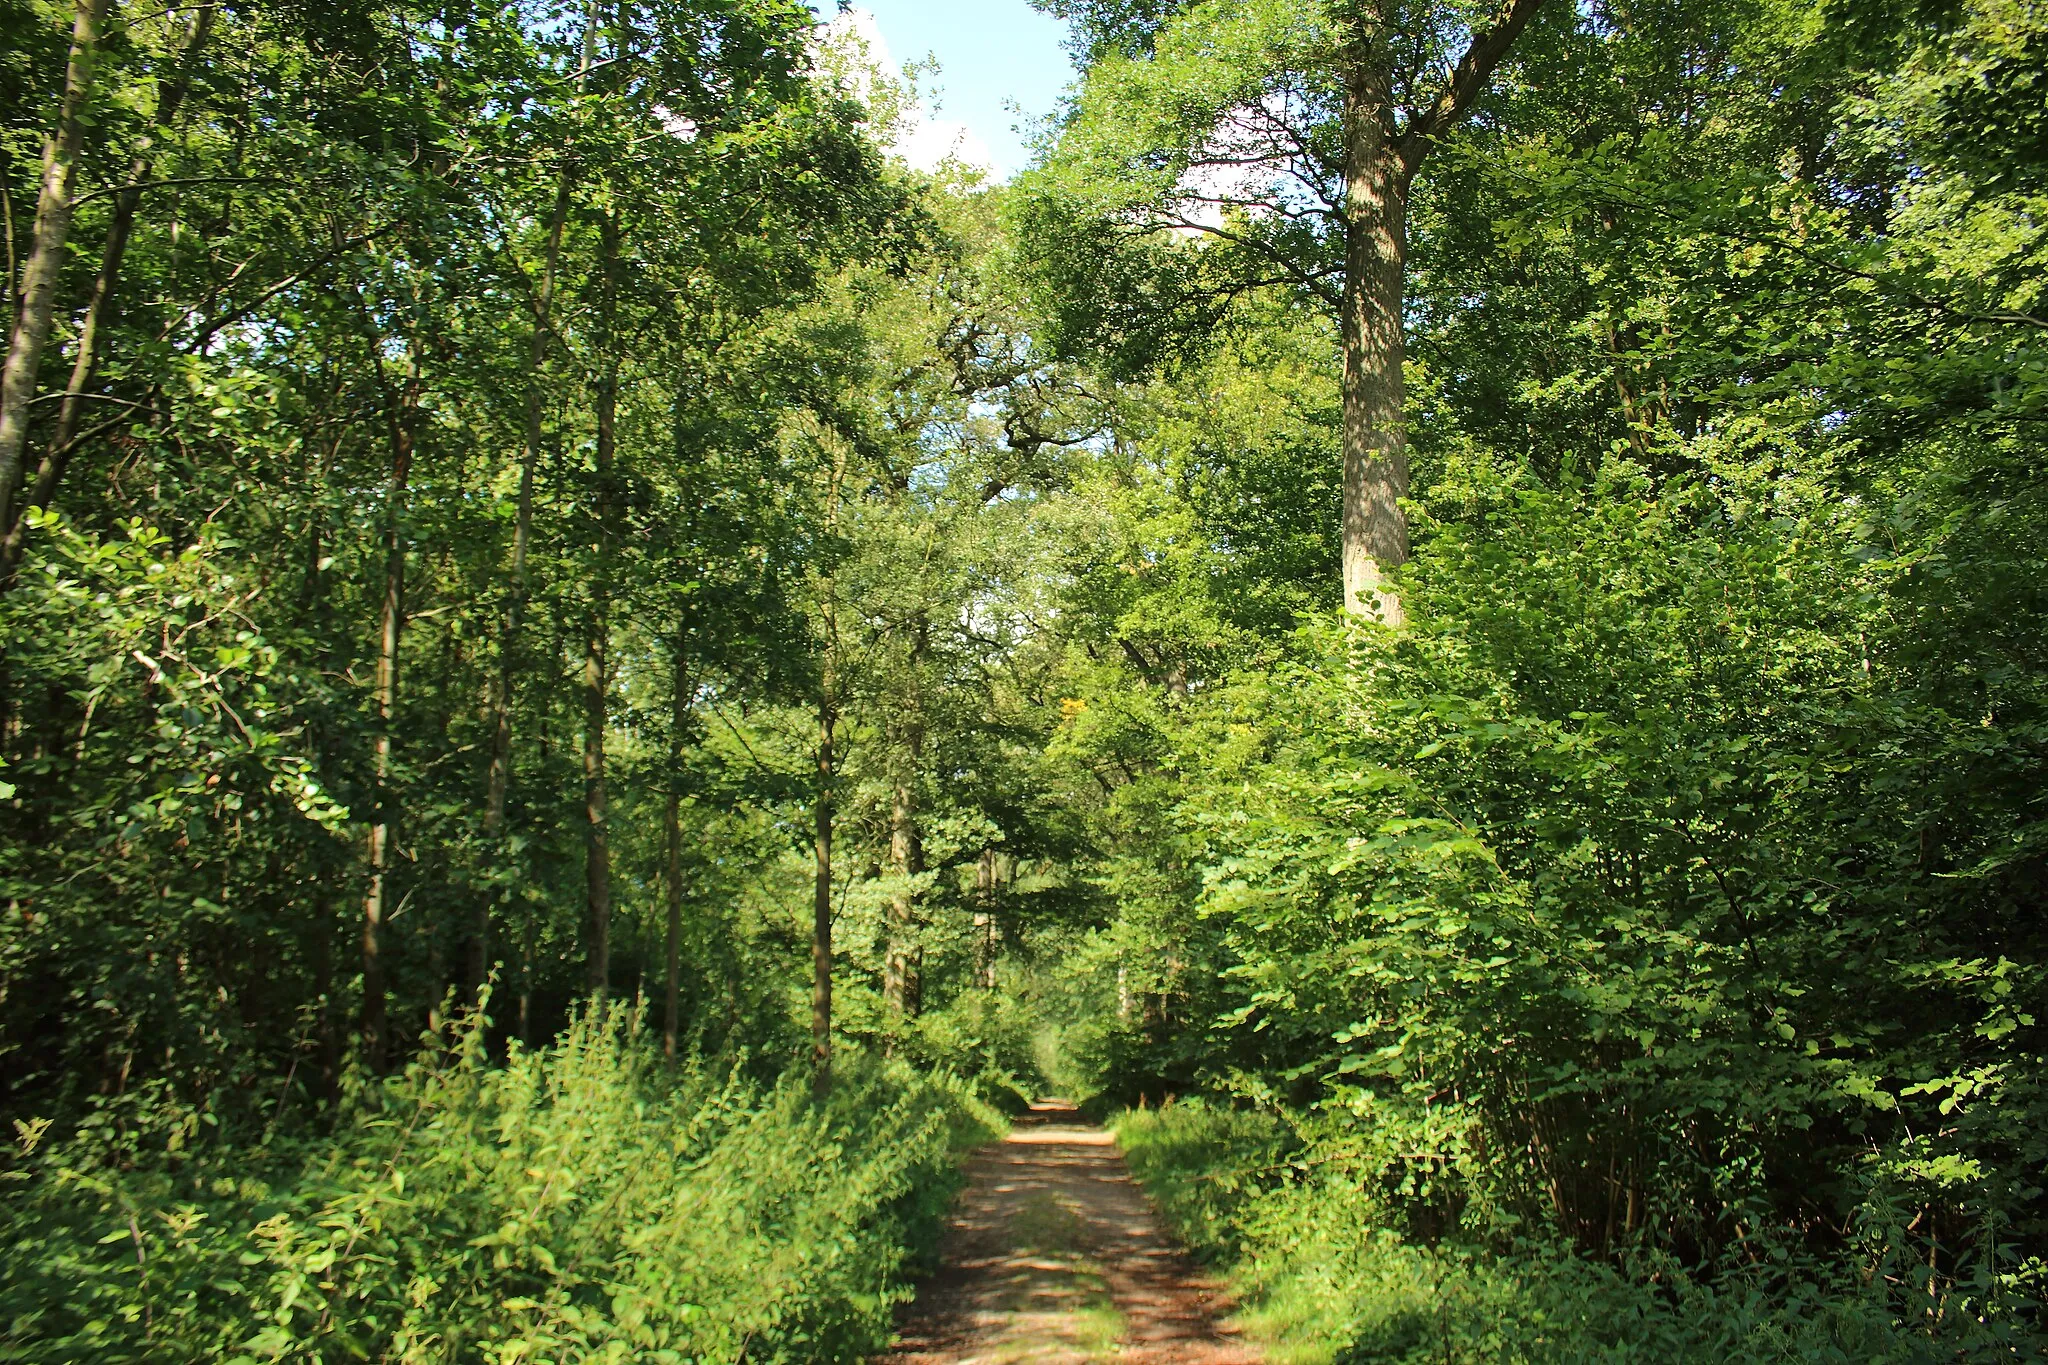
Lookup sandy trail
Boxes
[876,1101,1259,1365]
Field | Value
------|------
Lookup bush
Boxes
[1115,1099,1293,1257]
[893,988,1046,1113]
[1114,1099,2040,1365]
[0,1000,999,1363]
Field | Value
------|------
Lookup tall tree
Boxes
[1025,0,1546,619]
[663,636,691,1059]
[883,615,927,1017]
[582,209,621,998]
[810,436,851,1086]
[357,309,422,1067]
[0,0,110,546]
[0,5,213,579]
[478,138,577,996]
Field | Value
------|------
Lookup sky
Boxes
[814,2,1078,180]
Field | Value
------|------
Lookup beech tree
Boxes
[1025,0,1547,619]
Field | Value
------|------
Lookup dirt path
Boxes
[877,1101,1259,1365]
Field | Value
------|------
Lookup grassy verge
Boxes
[1115,1100,2032,1365]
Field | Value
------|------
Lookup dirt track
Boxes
[876,1101,1260,1365]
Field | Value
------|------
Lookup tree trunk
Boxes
[313,888,341,1105]
[475,172,573,997]
[0,8,212,580]
[663,642,689,1061]
[810,437,849,1091]
[581,615,609,997]
[883,622,926,1018]
[360,363,418,1071]
[811,694,836,1089]
[1334,0,1546,619]
[974,848,998,991]
[581,211,619,1000]
[883,768,924,1016]
[1340,39,1411,625]
[0,0,111,542]
[516,916,536,1046]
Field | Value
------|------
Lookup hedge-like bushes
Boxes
[1,1003,999,1363]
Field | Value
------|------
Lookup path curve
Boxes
[878,1101,1259,1365]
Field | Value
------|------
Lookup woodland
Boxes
[0,0,2044,1360]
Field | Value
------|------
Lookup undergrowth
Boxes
[1116,1100,2039,1365]
[0,999,1000,1363]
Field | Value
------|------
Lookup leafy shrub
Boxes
[0,1000,998,1363]
[1115,1099,1293,1256]
[892,988,1046,1113]
[0,517,355,1114]
[1115,1099,2041,1364]
[1075,449,2048,1354]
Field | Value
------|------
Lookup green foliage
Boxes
[0,0,921,1120]
[7,0,2048,1354]
[0,1002,996,1363]
[1118,1100,2033,1364]
[0,514,349,1106]
[1065,444,2048,1350]
[1114,1100,1293,1257]
[889,989,1046,1113]
[1024,0,2048,1352]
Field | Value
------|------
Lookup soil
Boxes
[876,1101,1261,1365]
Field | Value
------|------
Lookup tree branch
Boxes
[70,175,298,210]
[1397,0,1546,177]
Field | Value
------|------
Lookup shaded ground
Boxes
[878,1101,1259,1365]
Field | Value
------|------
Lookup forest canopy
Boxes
[0,0,2044,1359]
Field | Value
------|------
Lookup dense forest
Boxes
[0,0,2043,1359]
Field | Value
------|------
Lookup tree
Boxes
[0,0,108,553]
[0,0,911,1105]
[1025,0,1547,619]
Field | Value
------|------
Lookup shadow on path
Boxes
[877,1100,1259,1365]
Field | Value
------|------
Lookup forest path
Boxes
[877,1101,1259,1365]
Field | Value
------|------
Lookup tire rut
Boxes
[877,1101,1259,1365]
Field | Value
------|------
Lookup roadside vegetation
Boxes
[2,1005,1000,1362]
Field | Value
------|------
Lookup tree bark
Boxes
[883,621,926,1018]
[810,438,849,1091]
[663,641,689,1061]
[0,0,112,542]
[581,614,609,997]
[975,848,998,991]
[811,692,836,1089]
[0,7,212,580]
[581,211,619,1000]
[312,886,340,1105]
[360,355,419,1071]
[884,766,924,1016]
[1340,36,1411,626]
[1338,0,1545,622]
